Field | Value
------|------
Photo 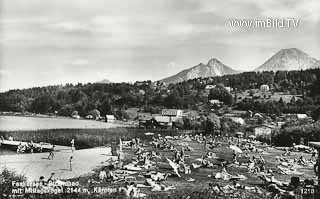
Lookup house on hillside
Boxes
[229,117,245,125]
[260,84,270,92]
[153,115,172,127]
[254,124,278,140]
[225,87,232,92]
[297,114,308,120]
[106,115,116,123]
[137,113,152,127]
[138,89,146,95]
[284,114,313,122]
[161,109,183,117]
[205,85,216,90]
[183,110,199,121]
[209,99,223,106]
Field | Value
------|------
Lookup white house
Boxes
[106,115,116,123]
[297,114,308,120]
[205,85,216,90]
[224,87,232,92]
[254,124,277,140]
[260,85,270,92]
[209,99,223,105]
[161,109,183,117]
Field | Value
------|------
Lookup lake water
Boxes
[0,115,122,131]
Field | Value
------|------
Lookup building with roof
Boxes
[254,124,278,140]
[161,109,183,117]
[106,115,116,123]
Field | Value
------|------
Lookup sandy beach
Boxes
[0,147,116,181]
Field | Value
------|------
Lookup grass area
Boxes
[77,138,316,198]
[1,137,316,198]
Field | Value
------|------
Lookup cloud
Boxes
[0,69,11,76]
[44,21,92,34]
[0,0,319,91]
[69,59,90,66]
[247,0,320,23]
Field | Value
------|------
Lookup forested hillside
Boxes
[1,69,320,119]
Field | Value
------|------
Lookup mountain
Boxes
[255,48,320,72]
[160,58,239,84]
[96,79,111,84]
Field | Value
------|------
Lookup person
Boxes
[69,156,73,171]
[39,142,43,152]
[17,143,22,154]
[9,136,13,141]
[39,176,46,185]
[70,139,75,152]
[233,151,237,163]
[180,148,185,162]
[99,170,107,181]
[47,173,55,183]
[311,149,317,160]
[259,156,265,164]
[29,141,34,154]
[48,145,55,159]
[314,152,320,184]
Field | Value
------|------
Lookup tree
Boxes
[207,113,221,131]
[31,94,58,114]
[88,109,101,119]
[312,107,320,121]
[208,85,233,105]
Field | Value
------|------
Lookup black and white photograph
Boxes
[1,0,320,198]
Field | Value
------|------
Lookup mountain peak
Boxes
[255,48,320,72]
[276,48,307,57]
[160,58,239,84]
[207,58,222,66]
[96,79,111,84]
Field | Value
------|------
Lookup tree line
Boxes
[0,69,320,120]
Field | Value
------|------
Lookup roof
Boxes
[161,109,182,116]
[209,99,223,104]
[297,114,308,119]
[229,117,245,125]
[309,142,320,149]
[138,113,152,121]
[254,123,278,129]
[154,116,171,123]
[106,115,116,119]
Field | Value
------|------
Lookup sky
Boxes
[0,0,320,91]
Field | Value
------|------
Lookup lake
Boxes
[0,115,123,131]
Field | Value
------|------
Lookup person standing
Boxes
[70,139,75,152]
[17,143,22,154]
[232,151,237,163]
[48,145,55,159]
[314,152,320,184]
[69,156,73,171]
